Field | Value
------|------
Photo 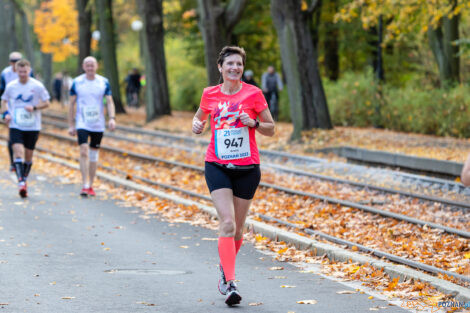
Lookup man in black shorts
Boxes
[1,59,50,197]
[67,56,116,196]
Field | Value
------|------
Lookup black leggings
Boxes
[204,162,261,200]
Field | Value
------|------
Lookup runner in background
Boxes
[68,56,116,197]
[0,51,34,172]
[1,59,50,197]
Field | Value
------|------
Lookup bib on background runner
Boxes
[215,127,251,160]
[14,107,35,127]
[83,105,100,125]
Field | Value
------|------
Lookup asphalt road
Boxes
[0,171,410,313]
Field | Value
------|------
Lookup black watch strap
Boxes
[255,120,260,129]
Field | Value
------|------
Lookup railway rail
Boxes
[11,138,469,287]
[41,115,470,210]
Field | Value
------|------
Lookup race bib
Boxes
[215,127,251,160]
[14,108,35,127]
[83,105,100,125]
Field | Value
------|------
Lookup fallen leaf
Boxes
[269,266,284,271]
[61,296,75,300]
[296,299,317,304]
[281,285,296,288]
[201,237,218,241]
[179,245,189,249]
[249,302,263,306]
[368,296,374,299]
[337,290,356,294]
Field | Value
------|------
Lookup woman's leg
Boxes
[211,188,237,283]
[233,196,252,253]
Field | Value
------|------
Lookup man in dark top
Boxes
[261,66,283,121]
[125,68,141,108]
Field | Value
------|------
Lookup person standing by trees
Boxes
[125,68,141,108]
[261,65,283,121]
[241,70,258,87]
[67,56,116,197]
[192,46,275,306]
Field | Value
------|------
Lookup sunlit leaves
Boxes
[33,0,78,62]
[335,0,468,43]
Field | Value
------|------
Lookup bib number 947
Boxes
[215,127,251,160]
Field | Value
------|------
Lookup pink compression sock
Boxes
[235,238,243,254]
[218,237,236,282]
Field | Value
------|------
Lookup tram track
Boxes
[27,129,470,235]
[12,138,470,287]
[2,127,469,286]
[41,116,470,210]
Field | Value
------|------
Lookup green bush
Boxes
[324,71,470,138]
[165,37,207,111]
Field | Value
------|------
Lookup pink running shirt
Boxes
[199,82,268,165]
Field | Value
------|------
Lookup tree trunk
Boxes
[0,0,11,68]
[140,0,171,121]
[41,52,52,94]
[7,2,18,52]
[428,0,459,87]
[8,0,35,67]
[96,0,125,113]
[197,0,248,86]
[323,0,339,81]
[271,0,332,140]
[76,0,92,75]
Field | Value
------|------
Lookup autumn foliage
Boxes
[335,0,470,42]
[34,0,78,62]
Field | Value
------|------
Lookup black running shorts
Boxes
[9,128,40,150]
[77,129,103,148]
[204,161,261,200]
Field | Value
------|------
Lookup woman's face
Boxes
[219,54,244,83]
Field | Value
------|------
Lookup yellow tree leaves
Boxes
[335,0,469,43]
[34,0,78,62]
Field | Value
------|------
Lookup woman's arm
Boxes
[461,153,470,186]
[256,108,275,137]
[192,107,209,134]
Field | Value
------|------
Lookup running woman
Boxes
[0,59,50,198]
[0,52,34,172]
[67,56,116,197]
[192,46,275,306]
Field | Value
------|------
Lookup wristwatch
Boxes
[254,120,259,129]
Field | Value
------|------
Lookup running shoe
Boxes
[80,187,88,197]
[218,263,228,295]
[86,187,96,196]
[225,281,241,306]
[18,182,27,198]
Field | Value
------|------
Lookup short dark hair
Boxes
[217,46,246,67]
[15,59,30,68]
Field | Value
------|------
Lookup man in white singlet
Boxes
[67,56,116,197]
[0,59,50,198]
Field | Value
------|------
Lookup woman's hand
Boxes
[192,118,206,134]
[239,112,255,128]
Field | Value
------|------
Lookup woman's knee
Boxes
[220,219,236,236]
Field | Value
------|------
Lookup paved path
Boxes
[0,171,409,312]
